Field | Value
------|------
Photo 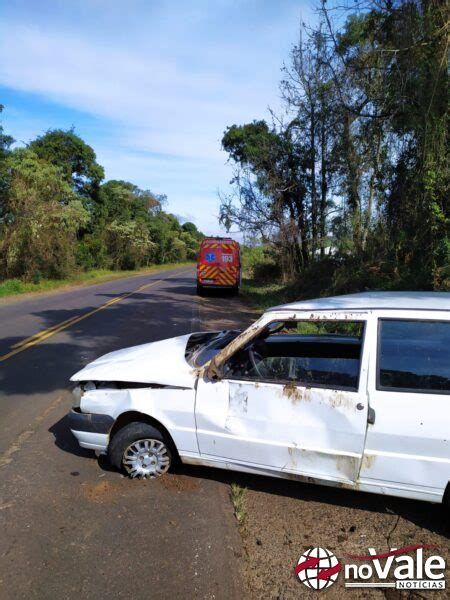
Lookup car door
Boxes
[359,311,450,502]
[195,312,371,484]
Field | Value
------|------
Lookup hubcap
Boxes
[123,439,171,479]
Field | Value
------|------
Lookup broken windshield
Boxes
[185,330,242,367]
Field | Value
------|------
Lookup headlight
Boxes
[72,381,96,408]
[72,385,83,408]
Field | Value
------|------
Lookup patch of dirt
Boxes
[155,473,200,493]
[83,472,201,500]
[83,480,117,503]
[235,476,449,599]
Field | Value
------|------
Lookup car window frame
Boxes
[221,318,367,393]
[376,317,450,395]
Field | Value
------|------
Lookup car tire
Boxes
[196,283,204,296]
[108,421,173,479]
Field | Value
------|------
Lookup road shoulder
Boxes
[0,263,195,306]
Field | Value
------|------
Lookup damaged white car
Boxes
[68,292,450,508]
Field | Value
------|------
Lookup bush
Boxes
[32,270,42,285]
[242,245,281,281]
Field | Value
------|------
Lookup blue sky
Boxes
[0,0,314,235]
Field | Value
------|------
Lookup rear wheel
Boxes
[196,283,204,296]
[109,422,173,479]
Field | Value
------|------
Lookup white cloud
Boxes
[0,22,280,160]
[0,0,311,234]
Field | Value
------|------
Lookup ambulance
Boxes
[196,237,241,294]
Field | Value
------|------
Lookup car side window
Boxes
[378,319,450,393]
[222,320,365,391]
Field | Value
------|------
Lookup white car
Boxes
[68,292,450,508]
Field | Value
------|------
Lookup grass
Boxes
[0,262,195,299]
[230,482,247,525]
[240,256,396,311]
[241,278,297,312]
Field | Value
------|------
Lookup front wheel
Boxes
[109,422,172,479]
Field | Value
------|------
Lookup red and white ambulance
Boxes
[196,237,241,294]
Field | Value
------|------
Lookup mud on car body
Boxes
[68,292,450,510]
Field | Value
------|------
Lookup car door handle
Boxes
[356,403,375,424]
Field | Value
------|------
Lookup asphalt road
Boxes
[4,268,447,600]
[0,267,255,600]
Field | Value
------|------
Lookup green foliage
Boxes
[222,0,449,292]
[29,129,104,197]
[0,116,204,283]
[106,220,155,270]
[0,148,89,280]
[230,483,247,524]
[31,270,42,285]
[165,235,187,263]
[241,244,281,281]
[181,221,199,236]
[222,121,279,166]
[0,104,14,211]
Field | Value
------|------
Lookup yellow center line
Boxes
[11,314,83,349]
[0,269,192,363]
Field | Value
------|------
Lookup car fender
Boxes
[81,385,198,454]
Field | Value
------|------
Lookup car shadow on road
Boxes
[171,463,450,539]
[49,413,450,539]
[0,281,201,396]
[49,414,97,460]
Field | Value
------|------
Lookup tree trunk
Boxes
[362,133,381,251]
[320,115,327,258]
[343,113,361,253]
[310,108,318,258]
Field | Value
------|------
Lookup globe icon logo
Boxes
[295,547,341,590]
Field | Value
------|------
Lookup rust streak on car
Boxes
[282,383,311,404]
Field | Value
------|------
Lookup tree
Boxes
[221,120,310,278]
[29,129,104,199]
[321,0,449,286]
[182,221,199,236]
[220,1,449,290]
[0,149,89,279]
[106,220,155,270]
[0,104,14,213]
[0,115,201,280]
[0,104,14,158]
[281,25,337,257]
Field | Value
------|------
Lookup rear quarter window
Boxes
[377,319,450,394]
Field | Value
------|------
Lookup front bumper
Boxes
[68,408,114,452]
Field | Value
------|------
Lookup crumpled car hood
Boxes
[70,333,196,388]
